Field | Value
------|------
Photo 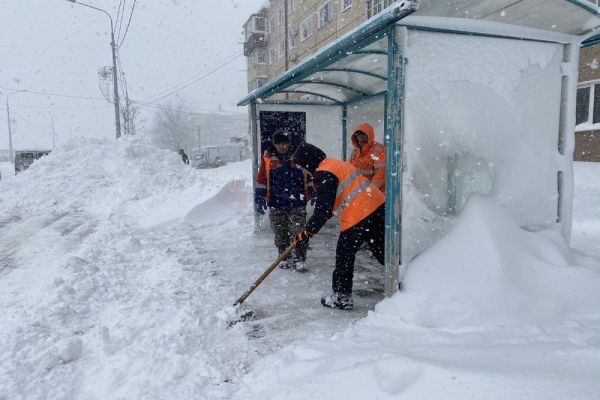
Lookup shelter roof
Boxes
[238,0,600,107]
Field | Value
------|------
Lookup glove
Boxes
[294,229,313,245]
[254,188,267,215]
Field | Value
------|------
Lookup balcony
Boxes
[244,12,269,56]
[244,32,269,56]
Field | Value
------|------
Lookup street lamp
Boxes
[66,0,121,139]
[6,89,28,164]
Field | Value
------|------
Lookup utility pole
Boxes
[6,89,28,164]
[66,0,121,139]
[6,100,14,164]
[110,27,122,139]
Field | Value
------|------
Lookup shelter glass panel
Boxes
[414,0,600,36]
[401,30,564,263]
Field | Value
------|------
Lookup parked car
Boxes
[14,150,51,174]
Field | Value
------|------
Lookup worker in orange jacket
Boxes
[349,122,386,191]
[293,142,385,310]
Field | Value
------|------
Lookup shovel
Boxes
[229,242,296,325]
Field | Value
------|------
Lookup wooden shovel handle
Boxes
[233,242,296,307]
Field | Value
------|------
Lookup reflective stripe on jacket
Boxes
[317,157,385,231]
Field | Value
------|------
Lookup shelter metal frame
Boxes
[239,0,600,298]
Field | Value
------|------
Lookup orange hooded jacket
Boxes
[316,157,385,231]
[349,122,386,191]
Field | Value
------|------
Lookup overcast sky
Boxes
[0,0,264,150]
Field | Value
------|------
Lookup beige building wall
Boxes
[244,0,375,96]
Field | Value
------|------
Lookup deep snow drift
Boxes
[1,137,599,400]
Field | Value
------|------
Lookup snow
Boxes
[1,136,599,399]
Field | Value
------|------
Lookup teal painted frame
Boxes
[238,5,416,106]
[384,24,404,297]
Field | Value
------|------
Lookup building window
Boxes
[278,39,285,58]
[249,76,268,91]
[257,48,269,64]
[277,7,284,26]
[249,48,269,65]
[270,48,275,64]
[367,0,396,18]
[288,27,297,49]
[576,83,600,128]
[269,17,275,33]
[254,17,266,32]
[318,1,333,28]
[342,0,352,11]
[300,16,313,41]
[287,0,295,14]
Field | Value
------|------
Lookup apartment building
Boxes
[243,0,398,94]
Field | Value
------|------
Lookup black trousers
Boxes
[332,204,385,295]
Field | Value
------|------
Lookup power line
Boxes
[10,103,111,110]
[7,112,51,128]
[116,0,126,42]
[118,0,137,48]
[142,53,243,104]
[116,48,128,97]
[0,86,107,102]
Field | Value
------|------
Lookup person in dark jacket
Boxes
[293,142,385,310]
[255,131,312,272]
[179,149,189,165]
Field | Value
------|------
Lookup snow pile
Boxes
[232,196,600,400]
[0,137,250,225]
[386,195,600,329]
[1,137,599,400]
[0,137,257,399]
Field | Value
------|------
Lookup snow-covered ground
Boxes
[0,136,599,399]
[0,162,13,182]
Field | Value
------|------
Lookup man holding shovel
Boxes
[292,142,385,310]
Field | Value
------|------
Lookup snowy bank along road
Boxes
[1,137,599,400]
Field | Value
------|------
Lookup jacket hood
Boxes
[351,122,376,152]
[293,142,326,174]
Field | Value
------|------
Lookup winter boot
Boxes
[279,259,292,269]
[320,292,353,310]
[293,260,308,273]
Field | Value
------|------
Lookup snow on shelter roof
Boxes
[237,0,600,107]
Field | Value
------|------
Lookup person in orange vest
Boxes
[293,142,385,310]
[349,122,386,191]
[255,131,312,272]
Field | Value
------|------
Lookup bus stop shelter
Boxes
[238,0,600,298]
